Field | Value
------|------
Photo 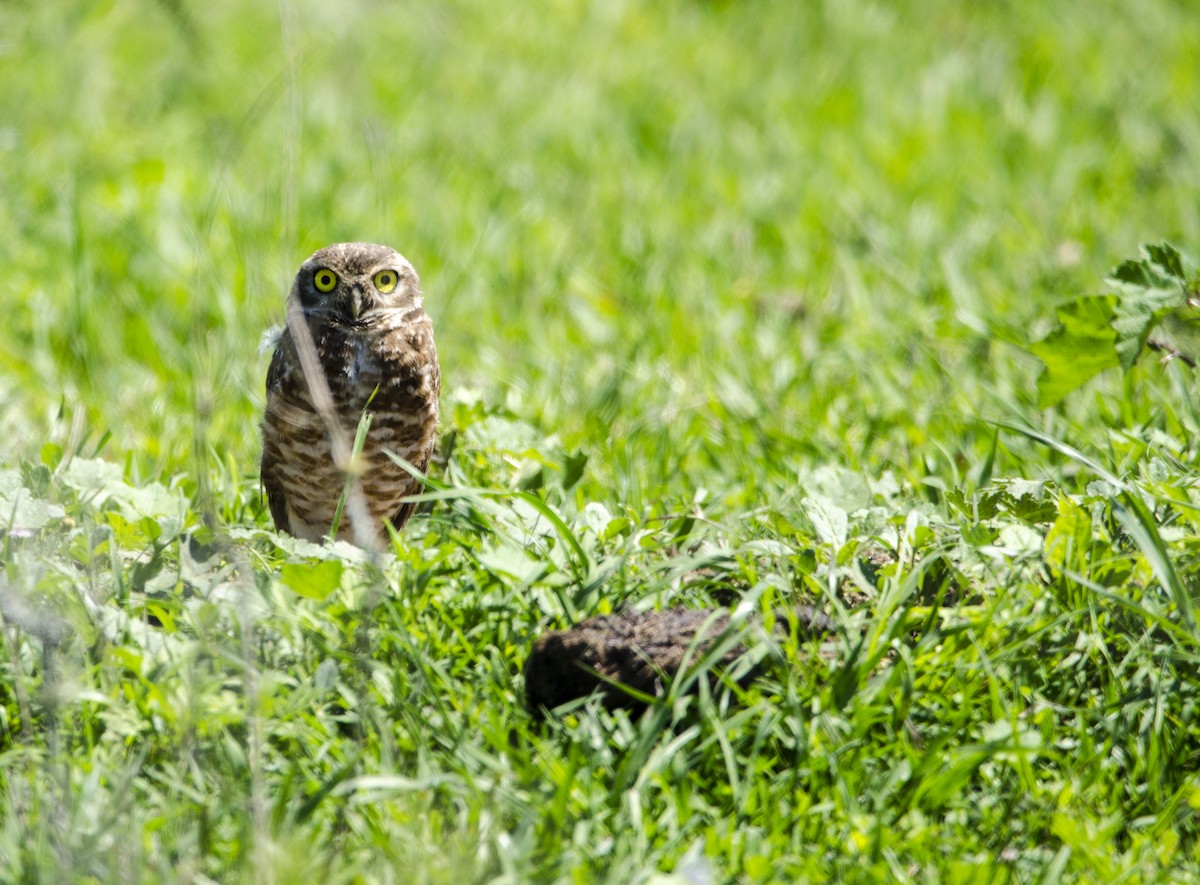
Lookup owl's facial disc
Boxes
[339,267,409,322]
[294,245,419,329]
[334,272,399,325]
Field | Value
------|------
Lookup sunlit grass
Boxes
[2,0,1200,880]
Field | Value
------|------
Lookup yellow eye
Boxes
[313,268,338,292]
[373,269,399,293]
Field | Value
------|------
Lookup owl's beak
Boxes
[346,285,368,323]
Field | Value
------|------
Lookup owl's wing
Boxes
[390,343,441,531]
[261,339,294,536]
[389,450,431,531]
[262,462,291,537]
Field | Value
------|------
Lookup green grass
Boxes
[3,0,1200,880]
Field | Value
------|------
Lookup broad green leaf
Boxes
[1109,241,1187,291]
[107,511,147,547]
[60,457,126,507]
[475,542,546,582]
[0,469,64,530]
[1108,241,1196,369]
[115,482,183,520]
[106,646,144,675]
[802,494,848,547]
[280,559,345,600]
[1003,480,1057,524]
[1030,243,1199,405]
[803,464,872,513]
[1111,286,1186,370]
[1143,242,1188,280]
[40,442,63,468]
[561,449,588,490]
[1044,497,1091,574]
[1030,295,1119,407]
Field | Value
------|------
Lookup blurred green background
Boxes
[3,0,1196,513]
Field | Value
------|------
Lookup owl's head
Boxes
[290,242,423,327]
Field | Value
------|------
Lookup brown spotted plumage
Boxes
[260,243,440,546]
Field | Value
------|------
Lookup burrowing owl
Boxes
[260,243,440,546]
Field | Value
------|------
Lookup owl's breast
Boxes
[333,335,381,396]
[315,320,439,426]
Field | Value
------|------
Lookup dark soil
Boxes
[524,605,834,715]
